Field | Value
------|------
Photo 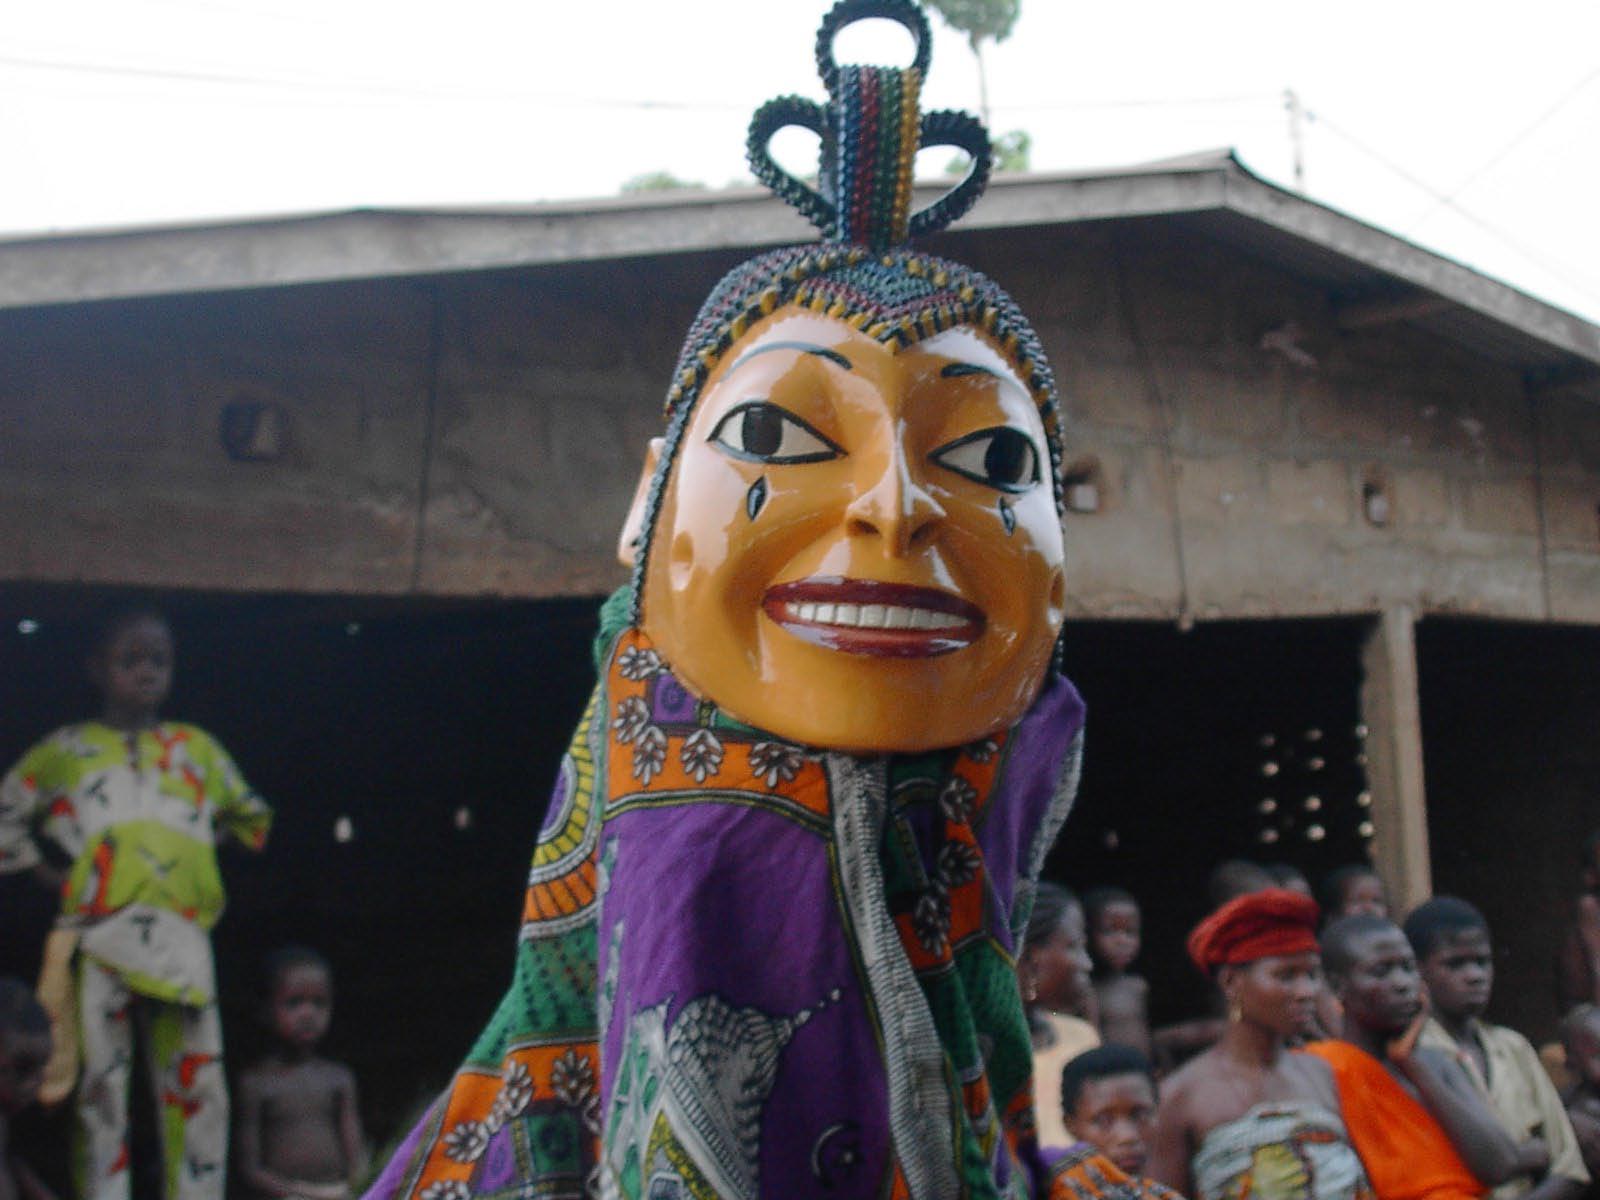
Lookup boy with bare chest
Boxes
[234,949,366,1200]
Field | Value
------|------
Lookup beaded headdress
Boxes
[629,0,1062,617]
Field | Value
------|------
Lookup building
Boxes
[3,151,1597,1132]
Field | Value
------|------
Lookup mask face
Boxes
[624,306,1066,753]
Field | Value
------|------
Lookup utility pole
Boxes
[1284,88,1306,192]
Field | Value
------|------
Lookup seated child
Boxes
[1265,862,1314,898]
[0,978,56,1200]
[1060,1044,1159,1178]
[1560,1004,1600,1183]
[1319,864,1389,921]
[234,948,367,1200]
[1085,888,1152,1056]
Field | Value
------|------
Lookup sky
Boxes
[6,1,1599,323]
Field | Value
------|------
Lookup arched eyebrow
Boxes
[941,362,999,379]
[726,340,852,374]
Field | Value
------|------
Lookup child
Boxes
[234,948,367,1200]
[1084,887,1151,1056]
[1407,896,1589,1200]
[1561,1005,1600,1183]
[0,608,271,1200]
[1060,1044,1158,1178]
[0,978,57,1200]
[1020,883,1100,1150]
[1319,863,1389,920]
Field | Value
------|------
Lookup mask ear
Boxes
[617,438,664,568]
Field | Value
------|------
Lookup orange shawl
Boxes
[1304,1041,1484,1200]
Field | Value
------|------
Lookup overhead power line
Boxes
[1406,64,1600,231]
[1307,106,1600,308]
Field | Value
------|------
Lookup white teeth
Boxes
[785,600,967,631]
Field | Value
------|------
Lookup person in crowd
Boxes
[1407,897,1587,1200]
[234,947,367,1200]
[1320,866,1389,922]
[1061,1044,1160,1178]
[0,979,56,1200]
[0,608,272,1200]
[1558,1004,1600,1183]
[1153,859,1279,1073]
[1306,914,1525,1200]
[1086,887,1152,1056]
[1149,888,1372,1200]
[1021,882,1101,1150]
[1556,834,1600,1013]
[1210,860,1278,908]
[1267,864,1315,899]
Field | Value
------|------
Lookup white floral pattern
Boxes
[612,696,651,744]
[935,841,981,889]
[938,776,977,823]
[748,741,804,789]
[550,1047,597,1110]
[442,1118,491,1163]
[913,890,952,956]
[617,645,664,681]
[964,737,1000,763]
[418,1183,470,1200]
[632,726,667,784]
[679,728,724,783]
[489,1059,533,1126]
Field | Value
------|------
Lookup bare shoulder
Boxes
[1158,1049,1208,1106]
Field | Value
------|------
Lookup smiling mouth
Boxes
[763,578,985,658]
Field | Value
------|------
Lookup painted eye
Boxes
[930,427,1040,492]
[709,402,842,464]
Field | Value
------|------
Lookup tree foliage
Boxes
[921,0,1020,50]
[619,170,705,194]
[921,0,1020,127]
[945,129,1029,177]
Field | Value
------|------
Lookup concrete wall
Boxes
[2,220,1597,622]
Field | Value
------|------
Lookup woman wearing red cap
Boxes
[1148,888,1374,1200]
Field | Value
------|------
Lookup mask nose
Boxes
[844,443,945,556]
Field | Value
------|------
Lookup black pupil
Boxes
[984,430,1033,484]
[741,406,784,457]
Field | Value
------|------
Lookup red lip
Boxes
[763,577,985,659]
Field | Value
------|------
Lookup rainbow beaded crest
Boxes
[747,0,993,249]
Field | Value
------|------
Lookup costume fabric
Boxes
[366,596,1097,1200]
[0,721,269,1200]
[1032,1011,1100,1150]
[1418,1019,1590,1199]
[1190,1101,1375,1200]
[1186,890,1320,972]
[1304,1041,1485,1200]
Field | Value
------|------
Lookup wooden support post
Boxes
[1359,606,1433,912]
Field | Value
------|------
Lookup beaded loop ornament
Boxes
[746,0,993,249]
[628,0,1063,624]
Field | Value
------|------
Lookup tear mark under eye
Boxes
[746,476,769,521]
[999,496,1016,535]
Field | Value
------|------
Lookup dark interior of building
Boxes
[0,585,1370,1187]
[1420,617,1600,1045]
